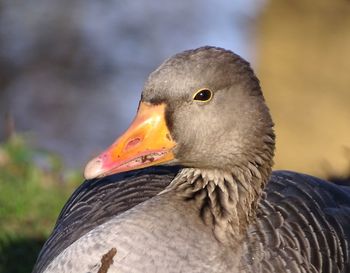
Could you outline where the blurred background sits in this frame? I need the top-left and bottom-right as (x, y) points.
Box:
(0, 0), (349, 272)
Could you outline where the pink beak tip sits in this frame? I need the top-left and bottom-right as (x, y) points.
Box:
(84, 157), (104, 180)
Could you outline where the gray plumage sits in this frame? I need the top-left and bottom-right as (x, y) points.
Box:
(33, 166), (179, 273)
(33, 46), (350, 273)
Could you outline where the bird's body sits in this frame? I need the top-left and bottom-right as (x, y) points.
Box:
(35, 169), (350, 273)
(43, 182), (232, 273)
(33, 47), (350, 273)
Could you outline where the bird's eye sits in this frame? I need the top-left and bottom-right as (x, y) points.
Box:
(193, 89), (213, 102)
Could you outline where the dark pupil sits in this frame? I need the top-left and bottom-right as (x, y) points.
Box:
(195, 90), (211, 101)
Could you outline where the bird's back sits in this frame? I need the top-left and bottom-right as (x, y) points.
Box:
(33, 169), (350, 273)
(243, 171), (350, 273)
(32, 166), (180, 273)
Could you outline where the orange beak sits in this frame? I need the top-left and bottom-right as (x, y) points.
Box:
(84, 102), (176, 179)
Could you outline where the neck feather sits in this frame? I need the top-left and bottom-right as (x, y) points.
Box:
(165, 158), (272, 246)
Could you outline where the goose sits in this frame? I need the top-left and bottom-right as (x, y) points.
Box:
(33, 46), (350, 273)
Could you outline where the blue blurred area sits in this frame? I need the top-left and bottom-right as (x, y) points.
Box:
(0, 0), (263, 167)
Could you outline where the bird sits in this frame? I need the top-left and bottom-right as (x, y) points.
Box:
(32, 46), (350, 273)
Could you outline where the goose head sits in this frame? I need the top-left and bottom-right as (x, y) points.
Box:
(84, 46), (275, 181)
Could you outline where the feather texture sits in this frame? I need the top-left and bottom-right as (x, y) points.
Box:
(33, 169), (350, 273)
(33, 166), (179, 273)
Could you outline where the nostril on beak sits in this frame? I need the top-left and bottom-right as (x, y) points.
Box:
(124, 137), (141, 151)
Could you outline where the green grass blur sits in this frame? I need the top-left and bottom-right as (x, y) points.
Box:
(0, 136), (82, 273)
